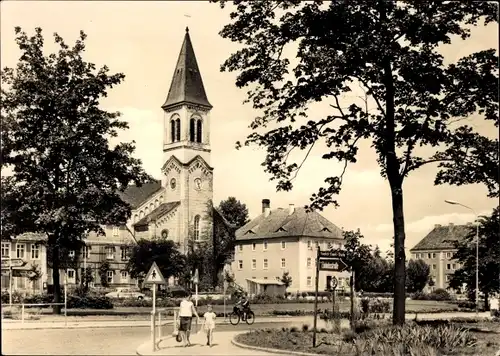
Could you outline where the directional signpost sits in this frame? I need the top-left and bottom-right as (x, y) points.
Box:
(313, 247), (349, 348)
(143, 262), (166, 352)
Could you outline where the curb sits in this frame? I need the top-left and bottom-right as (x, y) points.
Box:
(231, 333), (321, 356)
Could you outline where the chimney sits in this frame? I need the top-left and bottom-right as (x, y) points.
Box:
(434, 224), (442, 228)
(288, 204), (295, 215)
(264, 207), (271, 218)
(262, 199), (270, 213)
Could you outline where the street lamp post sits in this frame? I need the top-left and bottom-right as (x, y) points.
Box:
(444, 200), (479, 316)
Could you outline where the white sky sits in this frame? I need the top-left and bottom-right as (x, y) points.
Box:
(1, 1), (498, 255)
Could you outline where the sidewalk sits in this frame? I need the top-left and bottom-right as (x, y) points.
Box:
(136, 331), (277, 356)
(2, 311), (491, 331)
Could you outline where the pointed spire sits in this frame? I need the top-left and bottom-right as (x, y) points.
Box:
(162, 29), (212, 110)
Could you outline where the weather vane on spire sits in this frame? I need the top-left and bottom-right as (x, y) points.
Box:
(184, 14), (191, 32)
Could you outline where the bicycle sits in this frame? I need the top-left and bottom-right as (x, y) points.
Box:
(229, 305), (255, 325)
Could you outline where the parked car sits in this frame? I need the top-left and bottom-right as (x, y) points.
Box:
(105, 288), (148, 300)
(165, 285), (190, 298)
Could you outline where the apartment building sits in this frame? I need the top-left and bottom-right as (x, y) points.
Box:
(1, 233), (49, 295)
(410, 223), (472, 292)
(46, 225), (138, 289)
(231, 199), (350, 294)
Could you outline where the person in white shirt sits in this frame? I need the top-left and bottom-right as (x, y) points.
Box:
(201, 304), (217, 347)
(177, 293), (199, 347)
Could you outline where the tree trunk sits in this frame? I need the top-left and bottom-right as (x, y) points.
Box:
(484, 292), (489, 311)
(52, 244), (62, 315)
(390, 185), (407, 325)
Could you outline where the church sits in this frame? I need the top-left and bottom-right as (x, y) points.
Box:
(119, 27), (235, 257)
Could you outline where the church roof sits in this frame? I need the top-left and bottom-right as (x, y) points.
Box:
(119, 180), (162, 209)
(162, 27), (212, 110)
(236, 207), (343, 241)
(133, 201), (181, 228)
(410, 223), (472, 251)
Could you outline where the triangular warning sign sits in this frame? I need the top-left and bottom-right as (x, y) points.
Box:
(143, 262), (166, 285)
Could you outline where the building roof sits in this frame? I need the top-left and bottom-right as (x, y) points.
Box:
(236, 207), (343, 241)
(410, 223), (473, 251)
(162, 27), (212, 110)
(119, 180), (162, 209)
(86, 226), (136, 245)
(10, 232), (47, 243)
(246, 278), (285, 286)
(133, 202), (181, 228)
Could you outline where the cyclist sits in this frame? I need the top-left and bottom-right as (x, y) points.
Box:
(235, 293), (250, 320)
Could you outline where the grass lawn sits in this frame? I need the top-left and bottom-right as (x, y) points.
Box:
(235, 320), (500, 356)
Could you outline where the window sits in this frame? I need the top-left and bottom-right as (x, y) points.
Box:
(68, 250), (75, 258)
(252, 259), (256, 269)
(190, 118), (196, 142)
(196, 119), (203, 143)
(121, 247), (128, 260)
(171, 120), (176, 142)
(120, 271), (128, 282)
(17, 277), (26, 289)
(446, 264), (451, 270)
(276, 276), (280, 281)
(107, 270), (113, 284)
(307, 258), (312, 269)
(307, 240), (312, 250)
(176, 119), (181, 142)
(446, 252), (452, 258)
(194, 215), (201, 241)
(432, 264), (436, 270)
(452, 263), (456, 270)
(263, 277), (268, 280)
(327, 242), (333, 250)
(263, 241), (268, 251)
(281, 258), (286, 268)
(445, 275), (450, 282)
(31, 244), (40, 259)
(67, 269), (75, 283)
(238, 244), (243, 252)
(432, 253), (436, 258)
(307, 276), (312, 287)
(83, 246), (90, 259)
(427, 253), (431, 259)
(112, 226), (119, 236)
(281, 241), (286, 250)
(106, 247), (115, 260)
(238, 260), (243, 270)
(16, 244), (25, 259)
(263, 259), (268, 269)
(315, 241), (319, 248)
(1, 243), (10, 258)
(252, 243), (256, 251)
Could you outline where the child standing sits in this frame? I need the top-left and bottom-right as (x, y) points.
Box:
(201, 305), (216, 347)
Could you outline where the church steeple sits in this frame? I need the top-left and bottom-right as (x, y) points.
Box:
(162, 27), (212, 110)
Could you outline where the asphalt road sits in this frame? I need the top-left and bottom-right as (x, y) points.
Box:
(1, 322), (290, 355)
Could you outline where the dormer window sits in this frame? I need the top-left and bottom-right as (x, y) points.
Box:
(276, 227), (286, 232)
(322, 227), (331, 232)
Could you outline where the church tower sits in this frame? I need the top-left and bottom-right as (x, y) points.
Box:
(161, 27), (214, 253)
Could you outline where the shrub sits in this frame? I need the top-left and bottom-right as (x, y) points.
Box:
(458, 301), (476, 309)
(66, 295), (113, 309)
(362, 324), (477, 350)
(412, 289), (452, 301)
(370, 299), (391, 313)
(1, 290), (24, 304)
(24, 293), (54, 306)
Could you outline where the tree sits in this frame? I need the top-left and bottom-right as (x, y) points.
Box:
(280, 271), (293, 291)
(214, 1), (498, 324)
(127, 239), (186, 284)
(1, 28), (150, 313)
(406, 259), (430, 293)
(341, 229), (374, 291)
(217, 197), (250, 228)
(449, 206), (500, 308)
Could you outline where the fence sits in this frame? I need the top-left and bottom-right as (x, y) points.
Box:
(2, 303), (67, 324)
(150, 307), (177, 351)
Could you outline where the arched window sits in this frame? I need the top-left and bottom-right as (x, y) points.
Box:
(155, 199), (159, 208)
(150, 203), (154, 211)
(190, 118), (196, 142)
(160, 195), (164, 202)
(194, 215), (201, 241)
(139, 211), (144, 218)
(134, 214), (138, 223)
(170, 120), (176, 143)
(196, 120), (202, 143)
(145, 207), (149, 215)
(175, 118), (181, 141)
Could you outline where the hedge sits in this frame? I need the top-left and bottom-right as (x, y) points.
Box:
(411, 289), (453, 301)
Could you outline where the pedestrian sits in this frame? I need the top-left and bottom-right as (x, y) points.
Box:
(178, 292), (200, 347)
(201, 304), (217, 347)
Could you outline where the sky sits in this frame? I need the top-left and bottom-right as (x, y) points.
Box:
(1, 1), (498, 255)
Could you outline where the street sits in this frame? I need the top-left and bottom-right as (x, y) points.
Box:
(1, 322), (290, 355)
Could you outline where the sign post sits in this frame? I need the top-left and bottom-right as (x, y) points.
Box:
(312, 246), (320, 348)
(143, 262), (167, 351)
(193, 269), (199, 307)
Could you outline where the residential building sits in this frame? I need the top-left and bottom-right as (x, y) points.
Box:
(1, 233), (49, 295)
(410, 223), (472, 292)
(231, 199), (350, 294)
(46, 226), (138, 289)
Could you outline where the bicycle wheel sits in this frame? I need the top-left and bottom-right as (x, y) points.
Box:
(229, 312), (240, 325)
(245, 311), (255, 325)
